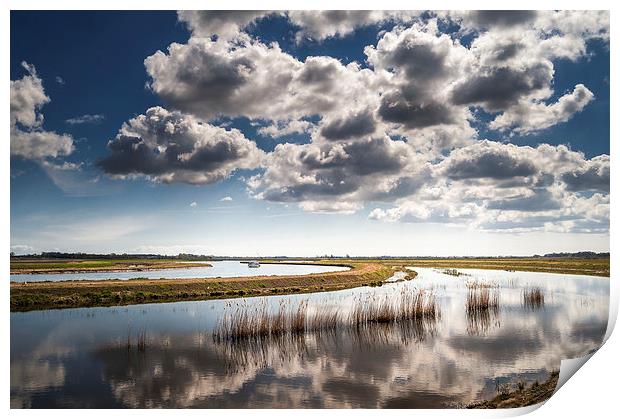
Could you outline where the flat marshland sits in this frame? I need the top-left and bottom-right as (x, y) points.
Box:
(9, 257), (608, 311)
(10, 262), (394, 311)
(391, 257), (609, 277)
(10, 258), (211, 274)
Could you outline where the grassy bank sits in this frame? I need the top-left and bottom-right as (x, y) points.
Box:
(468, 372), (559, 408)
(10, 262), (395, 312)
(360, 257), (609, 277)
(10, 258), (211, 274)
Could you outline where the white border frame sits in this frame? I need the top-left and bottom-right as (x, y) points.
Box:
(3, 1), (616, 418)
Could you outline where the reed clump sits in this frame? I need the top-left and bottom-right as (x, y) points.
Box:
(522, 287), (545, 310)
(466, 288), (500, 315)
(213, 300), (340, 342)
(465, 280), (499, 289)
(466, 286), (500, 335)
(351, 290), (439, 327)
(441, 268), (468, 277)
(213, 290), (440, 342)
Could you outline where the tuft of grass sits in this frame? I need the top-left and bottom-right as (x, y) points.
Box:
(351, 289), (438, 326)
(522, 287), (545, 310)
(466, 286), (500, 335)
(466, 288), (499, 314)
(441, 268), (468, 277)
(465, 280), (499, 289)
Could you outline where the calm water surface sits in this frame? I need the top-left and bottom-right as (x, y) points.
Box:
(10, 261), (350, 282)
(10, 268), (608, 408)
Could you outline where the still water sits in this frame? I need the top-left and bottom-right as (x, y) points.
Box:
(10, 268), (608, 408)
(10, 261), (350, 282)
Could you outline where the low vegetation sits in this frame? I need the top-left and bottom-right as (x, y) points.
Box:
(440, 268), (468, 277)
(522, 287), (545, 310)
(466, 286), (500, 335)
(390, 257), (609, 277)
(10, 258), (210, 274)
(468, 372), (559, 408)
(212, 290), (439, 342)
(351, 289), (438, 326)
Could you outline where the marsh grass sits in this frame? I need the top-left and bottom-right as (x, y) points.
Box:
(213, 289), (440, 343)
(351, 289), (439, 327)
(440, 268), (468, 277)
(465, 280), (499, 289)
(210, 289), (441, 371)
(522, 287), (545, 310)
(466, 286), (500, 335)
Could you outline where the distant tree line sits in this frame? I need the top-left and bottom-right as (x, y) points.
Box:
(10, 251), (609, 260)
(536, 251), (610, 259)
(10, 252), (216, 260)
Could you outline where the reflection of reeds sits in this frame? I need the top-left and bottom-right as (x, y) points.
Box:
(137, 329), (147, 352)
(124, 327), (147, 352)
(522, 287), (545, 310)
(213, 313), (438, 370)
(466, 287), (500, 335)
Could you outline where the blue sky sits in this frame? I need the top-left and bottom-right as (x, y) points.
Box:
(10, 11), (610, 256)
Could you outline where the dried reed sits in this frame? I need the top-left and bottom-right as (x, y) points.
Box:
(522, 287), (545, 310)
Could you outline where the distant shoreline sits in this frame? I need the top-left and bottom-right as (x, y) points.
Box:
(10, 260), (212, 275)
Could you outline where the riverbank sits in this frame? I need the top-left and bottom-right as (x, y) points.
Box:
(351, 257), (609, 277)
(468, 371), (559, 408)
(10, 262), (395, 311)
(10, 258), (211, 275)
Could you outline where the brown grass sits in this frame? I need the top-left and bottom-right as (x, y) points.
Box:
(351, 289), (439, 327)
(213, 289), (440, 342)
(394, 257), (609, 277)
(466, 280), (499, 289)
(466, 287), (500, 335)
(522, 287), (545, 310)
(441, 268), (468, 277)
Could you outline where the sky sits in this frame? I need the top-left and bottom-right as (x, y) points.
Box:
(10, 10), (610, 257)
